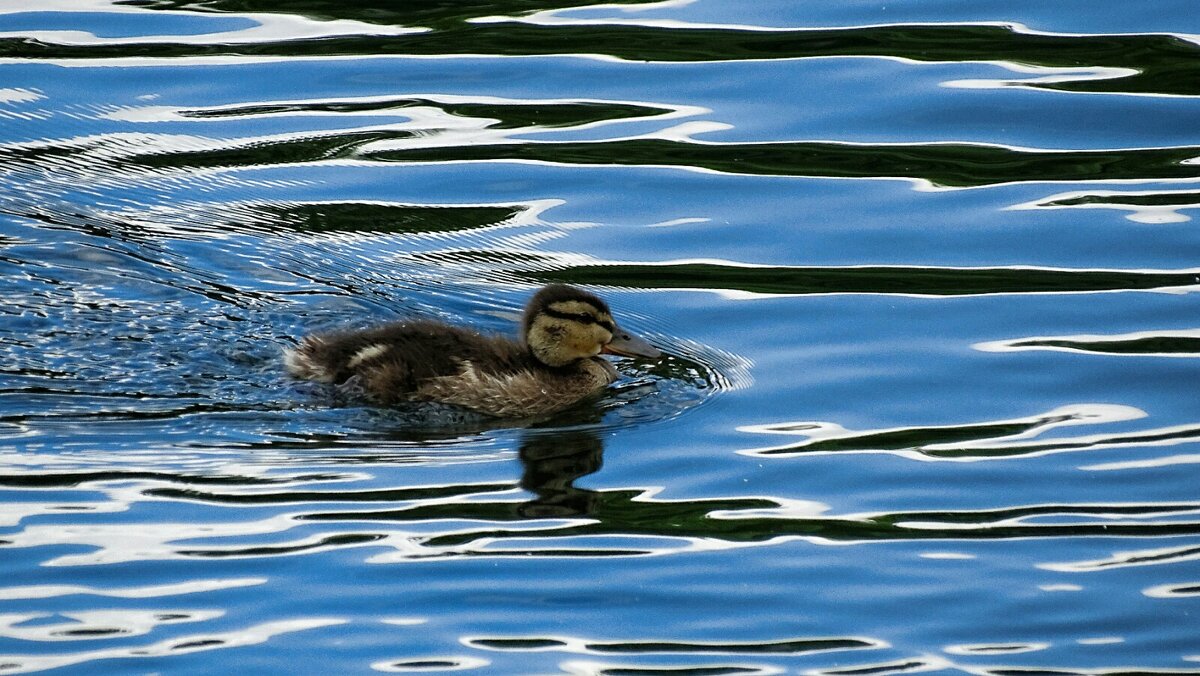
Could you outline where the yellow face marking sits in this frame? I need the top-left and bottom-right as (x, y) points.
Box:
(545, 301), (616, 335)
(528, 310), (614, 366)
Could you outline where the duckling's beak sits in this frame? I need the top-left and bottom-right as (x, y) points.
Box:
(602, 328), (662, 359)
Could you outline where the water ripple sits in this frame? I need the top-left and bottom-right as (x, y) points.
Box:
(0, 577), (266, 600)
(738, 404), (1153, 460)
(3, 2), (1200, 674)
(3, 18), (1200, 97)
(0, 618), (344, 674)
(976, 329), (1200, 357)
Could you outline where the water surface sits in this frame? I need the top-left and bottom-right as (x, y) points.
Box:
(2, 1), (1200, 673)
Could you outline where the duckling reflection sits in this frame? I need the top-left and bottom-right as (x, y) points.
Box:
(518, 428), (605, 518)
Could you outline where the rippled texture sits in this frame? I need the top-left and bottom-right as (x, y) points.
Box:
(2, 0), (1200, 674)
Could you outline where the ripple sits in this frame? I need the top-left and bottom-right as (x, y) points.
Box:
(366, 138), (1200, 188)
(0, 7), (421, 46)
(944, 643), (1049, 656)
(6, 465), (1192, 568)
(1143, 581), (1200, 598)
(174, 94), (684, 129)
(1, 184), (729, 438)
(0, 88), (44, 105)
(1012, 188), (1200, 224)
(6, 513), (303, 566)
(0, 618), (344, 674)
(976, 668), (1200, 676)
(1081, 454), (1200, 470)
(118, 0), (670, 32)
(1040, 543), (1200, 572)
(372, 656), (490, 672)
(143, 481), (514, 506)
(0, 470), (343, 488)
(976, 329), (1200, 357)
(807, 657), (948, 676)
(4, 19), (1200, 96)
(294, 482), (1200, 557)
(739, 404), (1150, 461)
(465, 634), (885, 655)
(0, 577), (265, 600)
(0, 225), (720, 449)
(529, 261), (1200, 297)
(110, 200), (536, 240)
(0, 609), (224, 642)
(566, 664), (782, 676)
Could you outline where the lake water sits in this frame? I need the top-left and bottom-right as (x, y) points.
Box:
(2, 1), (1200, 673)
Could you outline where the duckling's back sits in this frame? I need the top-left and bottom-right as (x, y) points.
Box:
(285, 320), (526, 390)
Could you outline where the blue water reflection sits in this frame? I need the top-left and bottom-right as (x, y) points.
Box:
(3, 0), (1200, 674)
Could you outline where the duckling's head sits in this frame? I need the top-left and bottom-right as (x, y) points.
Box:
(521, 284), (661, 368)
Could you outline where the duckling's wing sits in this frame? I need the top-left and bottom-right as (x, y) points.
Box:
(286, 320), (527, 402)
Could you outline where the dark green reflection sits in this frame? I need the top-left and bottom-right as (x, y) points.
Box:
(138, 426), (1200, 556)
(986, 670), (1200, 676)
(470, 634), (875, 654)
(1068, 545), (1200, 570)
(528, 262), (1200, 296)
(597, 667), (764, 675)
(256, 202), (524, 234)
(46, 113), (1200, 187)
(1041, 192), (1200, 208)
(590, 637), (875, 655)
(753, 415), (1074, 457)
(751, 420), (1200, 460)
(367, 139), (1200, 187)
(178, 533), (386, 557)
(146, 482), (513, 504)
(183, 97), (673, 129)
(471, 638), (568, 650)
(116, 0), (660, 30)
(1008, 336), (1200, 355)
(0, 470), (338, 488)
(8, 22), (1200, 95)
(813, 658), (936, 676)
(296, 487), (1200, 548)
(409, 250), (560, 267)
(287, 430), (1200, 545)
(943, 423), (1200, 459)
(388, 661), (470, 671)
(130, 129), (411, 169)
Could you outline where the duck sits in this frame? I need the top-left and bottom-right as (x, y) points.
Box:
(284, 284), (662, 418)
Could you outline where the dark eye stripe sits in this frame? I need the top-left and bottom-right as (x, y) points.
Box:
(598, 320), (615, 333)
(543, 308), (596, 324)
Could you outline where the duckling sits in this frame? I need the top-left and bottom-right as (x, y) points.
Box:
(285, 284), (662, 418)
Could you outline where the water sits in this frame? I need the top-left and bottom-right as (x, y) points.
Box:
(2, 1), (1199, 673)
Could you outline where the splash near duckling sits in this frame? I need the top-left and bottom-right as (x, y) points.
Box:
(285, 284), (662, 418)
